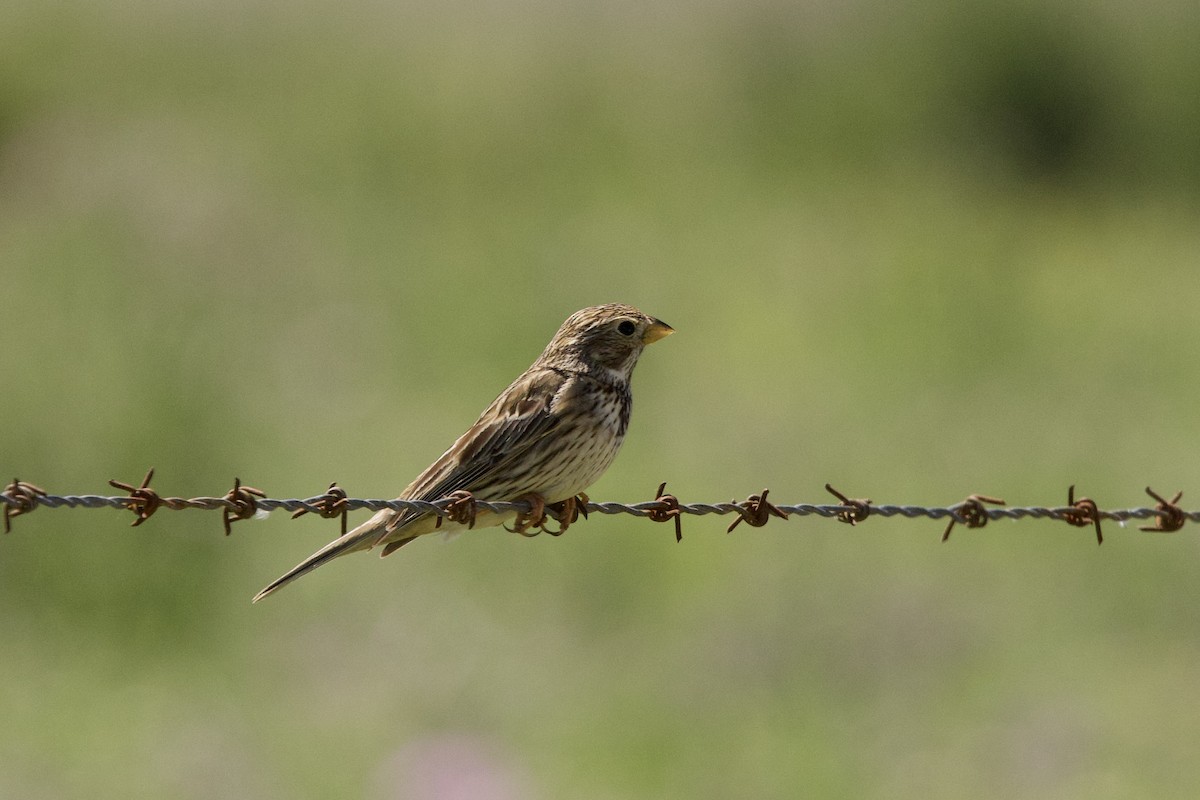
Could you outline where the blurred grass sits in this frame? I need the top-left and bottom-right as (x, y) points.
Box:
(3, 0), (1200, 797)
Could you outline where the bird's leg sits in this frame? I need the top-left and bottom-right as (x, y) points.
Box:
(508, 492), (548, 536)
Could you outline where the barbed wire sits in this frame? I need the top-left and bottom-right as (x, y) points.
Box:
(0, 472), (1193, 542)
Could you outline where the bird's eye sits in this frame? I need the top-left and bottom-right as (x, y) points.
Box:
(617, 320), (637, 336)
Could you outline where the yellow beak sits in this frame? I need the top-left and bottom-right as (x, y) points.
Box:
(642, 319), (674, 344)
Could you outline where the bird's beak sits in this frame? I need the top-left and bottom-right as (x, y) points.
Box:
(642, 319), (674, 344)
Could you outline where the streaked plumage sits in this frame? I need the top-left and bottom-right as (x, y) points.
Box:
(253, 303), (672, 602)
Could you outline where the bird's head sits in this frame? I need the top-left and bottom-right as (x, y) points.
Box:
(538, 303), (674, 380)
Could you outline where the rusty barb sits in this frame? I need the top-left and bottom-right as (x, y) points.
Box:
(825, 483), (871, 526)
(222, 477), (266, 536)
(727, 488), (788, 533)
(2, 479), (47, 533)
(942, 494), (1006, 542)
(1061, 485), (1103, 545)
(646, 482), (684, 542)
(291, 482), (350, 536)
(436, 489), (479, 530)
(1140, 486), (1186, 534)
(109, 468), (163, 527)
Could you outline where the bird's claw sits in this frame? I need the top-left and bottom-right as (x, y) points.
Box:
(507, 493), (548, 536)
(545, 492), (589, 536)
(508, 492), (589, 537)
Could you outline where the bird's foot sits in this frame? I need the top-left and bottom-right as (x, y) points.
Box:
(508, 492), (589, 537)
(545, 492), (589, 536)
(507, 493), (549, 537)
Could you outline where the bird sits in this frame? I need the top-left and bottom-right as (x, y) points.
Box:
(253, 303), (673, 602)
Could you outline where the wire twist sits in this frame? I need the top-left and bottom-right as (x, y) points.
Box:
(1, 475), (1197, 540)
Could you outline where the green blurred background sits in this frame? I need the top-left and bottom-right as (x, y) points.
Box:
(3, 0), (1200, 797)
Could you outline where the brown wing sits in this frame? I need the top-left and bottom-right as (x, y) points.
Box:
(380, 367), (566, 539)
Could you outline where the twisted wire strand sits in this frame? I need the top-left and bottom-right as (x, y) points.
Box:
(2, 491), (1197, 526)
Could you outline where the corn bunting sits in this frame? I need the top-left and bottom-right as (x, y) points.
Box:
(253, 303), (673, 601)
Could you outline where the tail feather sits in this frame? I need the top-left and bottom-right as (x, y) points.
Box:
(252, 512), (392, 603)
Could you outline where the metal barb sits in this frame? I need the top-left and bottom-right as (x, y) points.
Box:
(825, 483), (872, 526)
(108, 468), (162, 527)
(942, 494), (1006, 541)
(2, 479), (47, 533)
(291, 482), (350, 536)
(646, 482), (684, 542)
(221, 477), (266, 536)
(437, 489), (479, 530)
(1140, 486), (1185, 533)
(1061, 485), (1103, 545)
(727, 488), (788, 533)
